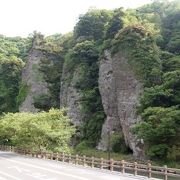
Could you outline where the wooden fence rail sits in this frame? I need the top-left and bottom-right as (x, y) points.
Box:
(0, 145), (179, 180)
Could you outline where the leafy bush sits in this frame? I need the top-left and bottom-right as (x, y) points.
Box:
(147, 144), (168, 159)
(0, 57), (24, 113)
(33, 94), (51, 111)
(167, 145), (180, 161)
(134, 106), (180, 160)
(0, 109), (75, 153)
(112, 133), (130, 153)
(75, 141), (92, 152)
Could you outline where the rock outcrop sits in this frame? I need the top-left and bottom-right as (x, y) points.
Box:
(19, 28), (158, 160)
(19, 36), (48, 112)
(60, 64), (83, 126)
(98, 50), (144, 158)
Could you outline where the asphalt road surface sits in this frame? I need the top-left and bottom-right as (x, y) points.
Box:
(0, 151), (159, 180)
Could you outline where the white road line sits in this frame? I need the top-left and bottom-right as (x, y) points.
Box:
(0, 171), (21, 180)
(1, 157), (89, 180)
(8, 166), (30, 173)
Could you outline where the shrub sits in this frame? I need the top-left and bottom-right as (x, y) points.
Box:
(0, 109), (75, 153)
(112, 133), (130, 153)
(147, 144), (168, 159)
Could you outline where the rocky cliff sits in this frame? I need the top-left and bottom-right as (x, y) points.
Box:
(97, 26), (160, 158)
(19, 34), (59, 112)
(60, 64), (84, 126)
(19, 27), (160, 160)
(98, 50), (144, 158)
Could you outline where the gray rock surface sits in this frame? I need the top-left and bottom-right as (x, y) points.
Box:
(19, 37), (49, 112)
(97, 50), (121, 151)
(60, 65), (83, 126)
(98, 50), (144, 158)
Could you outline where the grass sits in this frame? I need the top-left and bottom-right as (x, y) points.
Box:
(73, 147), (134, 161)
(72, 146), (180, 169)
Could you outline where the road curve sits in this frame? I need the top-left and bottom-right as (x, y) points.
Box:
(0, 151), (159, 180)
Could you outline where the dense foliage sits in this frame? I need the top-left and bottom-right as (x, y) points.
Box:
(0, 35), (32, 114)
(0, 109), (75, 152)
(132, 0), (180, 161)
(0, 0), (179, 163)
(0, 56), (24, 113)
(112, 25), (161, 87)
(38, 33), (74, 109)
(70, 40), (105, 145)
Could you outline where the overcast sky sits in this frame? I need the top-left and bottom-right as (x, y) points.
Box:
(0, 0), (152, 37)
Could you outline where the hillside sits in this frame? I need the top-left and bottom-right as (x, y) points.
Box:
(0, 0), (179, 164)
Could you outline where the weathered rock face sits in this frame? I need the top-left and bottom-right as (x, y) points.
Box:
(19, 36), (49, 112)
(97, 50), (121, 150)
(98, 50), (144, 158)
(60, 64), (83, 126)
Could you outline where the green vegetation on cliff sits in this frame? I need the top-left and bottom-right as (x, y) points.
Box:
(0, 35), (32, 114)
(16, 83), (29, 106)
(111, 25), (161, 87)
(0, 0), (179, 164)
(0, 57), (24, 113)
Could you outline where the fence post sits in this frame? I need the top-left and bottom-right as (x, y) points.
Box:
(75, 154), (79, 165)
(44, 152), (46, 159)
(40, 152), (43, 158)
(55, 152), (58, 161)
(50, 153), (53, 160)
(148, 162), (152, 178)
(68, 154), (71, 163)
(29, 150), (32, 156)
(62, 152), (65, 162)
(100, 158), (103, 170)
(83, 155), (86, 166)
(164, 165), (168, 180)
(134, 162), (137, 176)
(91, 157), (94, 168)
(110, 159), (114, 171)
(121, 160), (125, 173)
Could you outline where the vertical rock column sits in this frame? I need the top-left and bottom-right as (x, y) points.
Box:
(97, 50), (121, 151)
(60, 64), (84, 127)
(98, 50), (144, 158)
(19, 35), (49, 112)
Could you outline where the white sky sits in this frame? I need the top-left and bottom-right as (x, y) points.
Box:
(0, 0), (152, 37)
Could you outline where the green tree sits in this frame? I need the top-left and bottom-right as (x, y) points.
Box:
(105, 8), (124, 39)
(134, 107), (180, 160)
(0, 57), (24, 113)
(0, 109), (75, 152)
(74, 9), (111, 41)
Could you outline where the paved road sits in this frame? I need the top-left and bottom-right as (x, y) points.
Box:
(0, 151), (159, 180)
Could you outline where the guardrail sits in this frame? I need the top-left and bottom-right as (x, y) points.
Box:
(0, 145), (179, 180)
